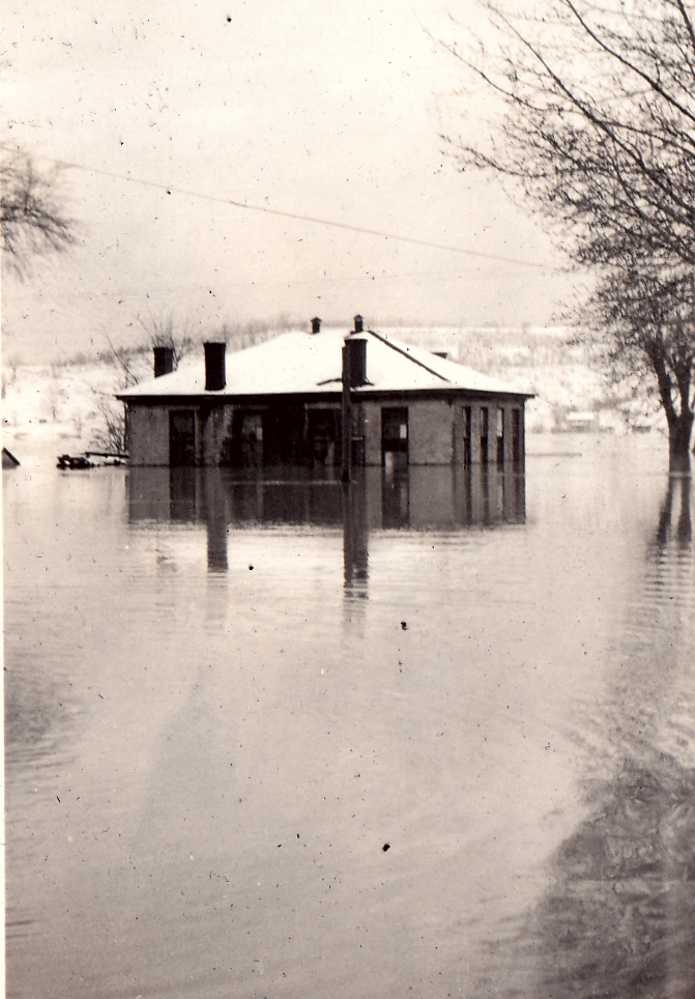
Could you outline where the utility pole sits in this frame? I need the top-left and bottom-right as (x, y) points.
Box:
(341, 342), (352, 483)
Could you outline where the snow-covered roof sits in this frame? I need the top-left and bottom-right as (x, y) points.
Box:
(118, 328), (531, 399)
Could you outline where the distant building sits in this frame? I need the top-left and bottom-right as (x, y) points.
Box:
(564, 410), (600, 433)
(561, 409), (617, 433)
(118, 317), (533, 468)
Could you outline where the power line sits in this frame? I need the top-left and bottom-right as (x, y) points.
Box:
(50, 156), (561, 272)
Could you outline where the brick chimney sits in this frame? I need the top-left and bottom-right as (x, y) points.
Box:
(345, 332), (368, 387)
(310, 316), (322, 334)
(204, 341), (226, 391)
(153, 345), (175, 378)
(353, 314), (364, 334)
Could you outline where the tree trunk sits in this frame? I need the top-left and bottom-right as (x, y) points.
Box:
(652, 353), (693, 473)
(668, 409), (693, 473)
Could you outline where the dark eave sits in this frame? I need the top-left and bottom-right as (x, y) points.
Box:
(117, 386), (534, 405)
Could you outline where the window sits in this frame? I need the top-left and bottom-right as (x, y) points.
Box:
(461, 405), (471, 466)
(382, 408), (408, 441)
(381, 407), (409, 470)
(307, 408), (341, 465)
(480, 406), (489, 465)
(241, 412), (263, 442)
(512, 409), (521, 463)
(228, 409), (266, 466)
(496, 407), (505, 465)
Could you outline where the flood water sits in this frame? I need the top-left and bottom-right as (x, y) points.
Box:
(4, 436), (695, 999)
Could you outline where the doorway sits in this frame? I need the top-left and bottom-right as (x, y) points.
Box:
(382, 407), (409, 470)
(496, 407), (505, 466)
(461, 405), (472, 467)
(480, 406), (489, 465)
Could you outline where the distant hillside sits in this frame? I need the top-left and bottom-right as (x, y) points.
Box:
(1, 324), (660, 448)
(378, 325), (658, 433)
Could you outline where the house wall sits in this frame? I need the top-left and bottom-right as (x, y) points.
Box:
(362, 401), (382, 465)
(127, 402), (235, 466)
(362, 397), (461, 466)
(128, 404), (170, 465)
(453, 404), (474, 464)
(451, 400), (526, 467)
(408, 399), (455, 465)
(126, 396), (527, 467)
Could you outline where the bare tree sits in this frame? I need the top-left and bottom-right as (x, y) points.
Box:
(443, 0), (695, 468)
(136, 309), (194, 366)
(91, 392), (129, 455)
(90, 336), (146, 455)
(1, 150), (75, 275)
(92, 314), (192, 455)
(584, 264), (694, 460)
(101, 335), (141, 389)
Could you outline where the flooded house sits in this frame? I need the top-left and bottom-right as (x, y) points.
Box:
(118, 317), (532, 468)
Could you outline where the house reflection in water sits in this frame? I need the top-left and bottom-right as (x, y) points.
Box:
(127, 465), (526, 586)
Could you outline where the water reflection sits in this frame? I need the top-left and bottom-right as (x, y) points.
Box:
(381, 465), (526, 529)
(4, 665), (82, 774)
(475, 475), (695, 999)
(656, 474), (692, 549)
(127, 465), (526, 590)
(342, 479), (369, 594)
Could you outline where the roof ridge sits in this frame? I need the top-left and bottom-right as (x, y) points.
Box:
(367, 329), (450, 384)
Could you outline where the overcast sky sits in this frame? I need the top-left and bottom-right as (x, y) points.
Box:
(4, 0), (573, 362)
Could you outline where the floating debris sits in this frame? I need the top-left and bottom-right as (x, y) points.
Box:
(57, 451), (128, 470)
